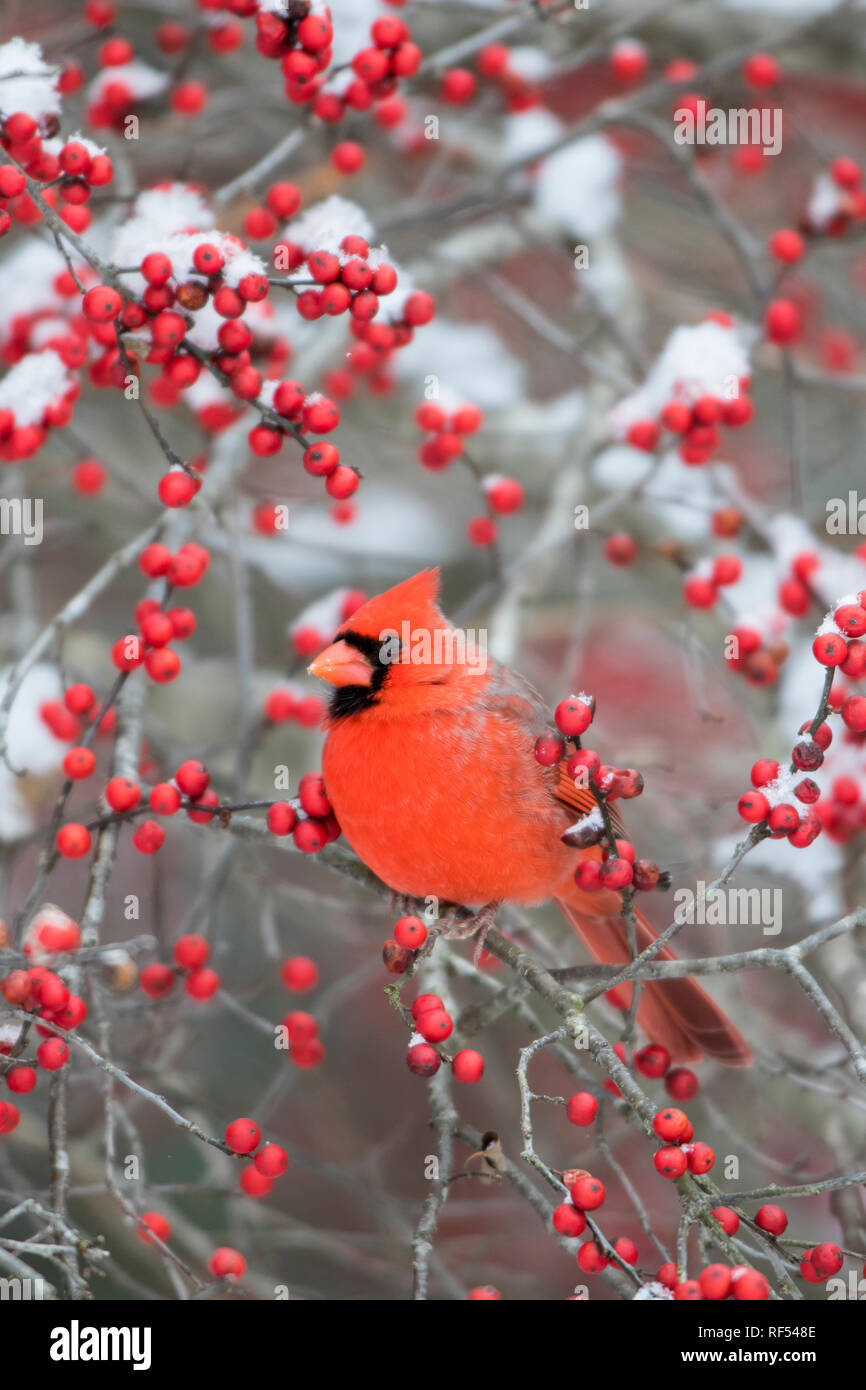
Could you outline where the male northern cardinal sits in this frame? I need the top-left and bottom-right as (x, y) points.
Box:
(309, 569), (751, 1064)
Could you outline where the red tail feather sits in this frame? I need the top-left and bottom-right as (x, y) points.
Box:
(555, 892), (752, 1066)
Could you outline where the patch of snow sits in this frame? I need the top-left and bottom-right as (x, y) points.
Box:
(284, 196), (375, 257)
(0, 38), (60, 122)
(534, 134), (623, 240)
(0, 349), (72, 426)
(394, 317), (525, 409)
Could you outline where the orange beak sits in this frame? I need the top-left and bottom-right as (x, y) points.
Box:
(307, 639), (373, 688)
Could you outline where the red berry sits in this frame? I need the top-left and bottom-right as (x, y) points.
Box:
(225, 1117), (260, 1155)
(738, 790), (769, 823)
(755, 1204), (787, 1236)
(570, 1175), (605, 1211)
(768, 228), (804, 263)
(743, 53), (779, 88)
(553, 1202), (586, 1237)
(393, 915), (427, 950)
(209, 1247), (246, 1280)
(332, 141), (365, 175)
(712, 1206), (739, 1236)
(653, 1146), (688, 1178)
(267, 802), (298, 836)
(139, 1212), (170, 1245)
(452, 1049), (484, 1084)
(253, 1142), (288, 1177)
(240, 1165), (272, 1198)
(732, 1267), (770, 1300)
(173, 934), (209, 969)
(831, 156), (862, 190)
(0, 1100), (20, 1134)
(686, 1141), (715, 1174)
(37, 1038), (69, 1071)
(63, 746), (96, 780)
(610, 39), (649, 84)
(132, 821), (165, 854)
(175, 760), (209, 799)
(810, 1241), (843, 1277)
(407, 1042), (440, 1077)
(699, 1264), (732, 1300)
(665, 1067), (698, 1101)
(7, 1065), (37, 1094)
(56, 823), (91, 858)
(150, 783), (181, 815)
(604, 532), (638, 566)
(105, 776), (141, 813)
(404, 291), (435, 326)
(293, 819), (327, 853)
(765, 298), (801, 345)
(684, 575), (717, 609)
(416, 1008), (452, 1043)
(554, 696), (593, 737)
(842, 695), (866, 731)
(751, 758), (780, 788)
(441, 69), (476, 104)
(140, 963), (174, 998)
(185, 966), (219, 1000)
(411, 995), (443, 1021)
(577, 1240), (608, 1273)
(813, 632), (848, 666)
(653, 1107), (689, 1142)
(635, 1044), (671, 1079)
(280, 956), (317, 993)
(83, 285), (122, 322)
(534, 734), (564, 766)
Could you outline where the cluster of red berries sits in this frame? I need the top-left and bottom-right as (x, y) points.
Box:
(650, 1105), (715, 1180)
(553, 1170), (642, 1274)
(141, 933), (220, 1003)
(625, 350), (754, 475)
(533, 694), (664, 894)
(288, 236), (400, 328)
(658, 1257), (769, 1302)
(225, 1115), (290, 1199)
(405, 993), (484, 1084)
(737, 753), (823, 848)
(0, 957), (89, 1132)
(267, 771), (341, 854)
(314, 15), (421, 124)
(0, 113), (114, 242)
(57, 730), (337, 861)
(413, 399), (524, 547)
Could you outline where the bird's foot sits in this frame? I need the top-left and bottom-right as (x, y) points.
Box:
(437, 900), (500, 968)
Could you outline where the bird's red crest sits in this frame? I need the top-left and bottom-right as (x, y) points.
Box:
(337, 568), (445, 642)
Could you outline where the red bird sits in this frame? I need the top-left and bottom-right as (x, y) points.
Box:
(309, 569), (751, 1065)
